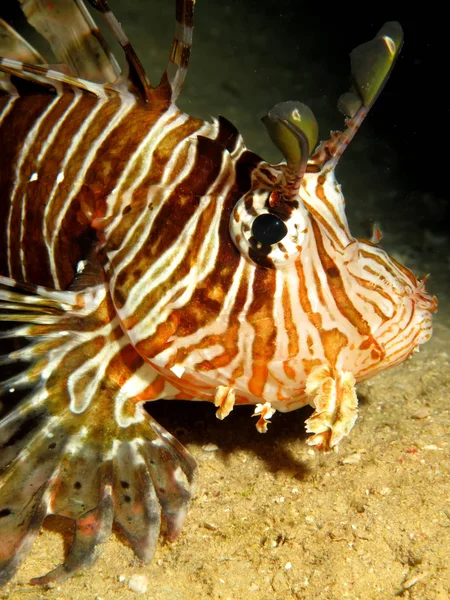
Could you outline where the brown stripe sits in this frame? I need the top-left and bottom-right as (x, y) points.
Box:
(105, 344), (144, 389)
(315, 174), (345, 230)
(173, 213), (248, 369)
(176, 0), (195, 28)
(216, 116), (240, 153)
(356, 292), (390, 321)
(302, 200), (344, 249)
(170, 41), (191, 69)
(360, 248), (415, 287)
(361, 265), (399, 304)
(235, 149), (262, 191)
(86, 0), (109, 15)
(21, 93), (100, 287)
(47, 96), (125, 286)
(105, 115), (202, 255)
(321, 327), (348, 370)
(311, 220), (371, 337)
(247, 266), (276, 397)
(282, 279), (299, 359)
(17, 92), (77, 285)
(113, 134), (224, 310)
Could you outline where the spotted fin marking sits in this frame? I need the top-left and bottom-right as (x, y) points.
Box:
(0, 275), (196, 585)
(19, 0), (121, 83)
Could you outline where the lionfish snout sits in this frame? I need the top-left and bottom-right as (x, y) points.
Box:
(409, 278), (437, 346)
(410, 277), (438, 312)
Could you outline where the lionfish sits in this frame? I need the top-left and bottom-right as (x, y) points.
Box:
(0, 0), (437, 587)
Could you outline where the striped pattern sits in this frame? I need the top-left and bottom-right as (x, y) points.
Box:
(0, 0), (437, 587)
(108, 156), (436, 418)
(0, 3), (437, 445)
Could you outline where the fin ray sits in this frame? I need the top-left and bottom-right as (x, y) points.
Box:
(0, 18), (45, 64)
(0, 57), (114, 98)
(19, 0), (121, 83)
(0, 276), (197, 584)
(165, 0), (195, 101)
(86, 0), (152, 101)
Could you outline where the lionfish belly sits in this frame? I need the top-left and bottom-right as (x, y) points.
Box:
(0, 0), (437, 586)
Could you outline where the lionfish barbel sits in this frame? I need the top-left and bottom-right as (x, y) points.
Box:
(0, 0), (437, 586)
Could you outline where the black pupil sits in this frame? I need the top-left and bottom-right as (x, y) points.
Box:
(251, 213), (288, 245)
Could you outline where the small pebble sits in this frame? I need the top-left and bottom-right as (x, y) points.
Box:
(402, 571), (429, 589)
(201, 521), (218, 530)
(412, 407), (431, 419)
(342, 453), (361, 465)
(202, 443), (219, 452)
(128, 574), (149, 594)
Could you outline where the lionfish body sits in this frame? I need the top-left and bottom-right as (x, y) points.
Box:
(0, 0), (437, 586)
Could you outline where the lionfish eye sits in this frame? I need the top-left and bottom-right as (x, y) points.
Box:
(230, 189), (307, 269)
(251, 214), (288, 245)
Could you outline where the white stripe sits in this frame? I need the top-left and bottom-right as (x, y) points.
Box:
(6, 94), (61, 277)
(47, 95), (136, 285)
(108, 118), (218, 298)
(113, 362), (178, 427)
(126, 128), (234, 341)
(224, 266), (256, 393)
(104, 105), (187, 232)
(0, 94), (19, 125)
(0, 58), (63, 94)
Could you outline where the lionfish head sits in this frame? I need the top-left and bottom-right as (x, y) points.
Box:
(229, 22), (437, 382)
(106, 21), (435, 413)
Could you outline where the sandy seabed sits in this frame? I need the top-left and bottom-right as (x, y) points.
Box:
(3, 328), (449, 599)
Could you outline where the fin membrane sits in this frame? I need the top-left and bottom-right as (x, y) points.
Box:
(0, 276), (196, 585)
(19, 0), (121, 83)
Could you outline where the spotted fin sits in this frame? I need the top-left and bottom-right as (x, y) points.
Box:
(0, 275), (196, 585)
